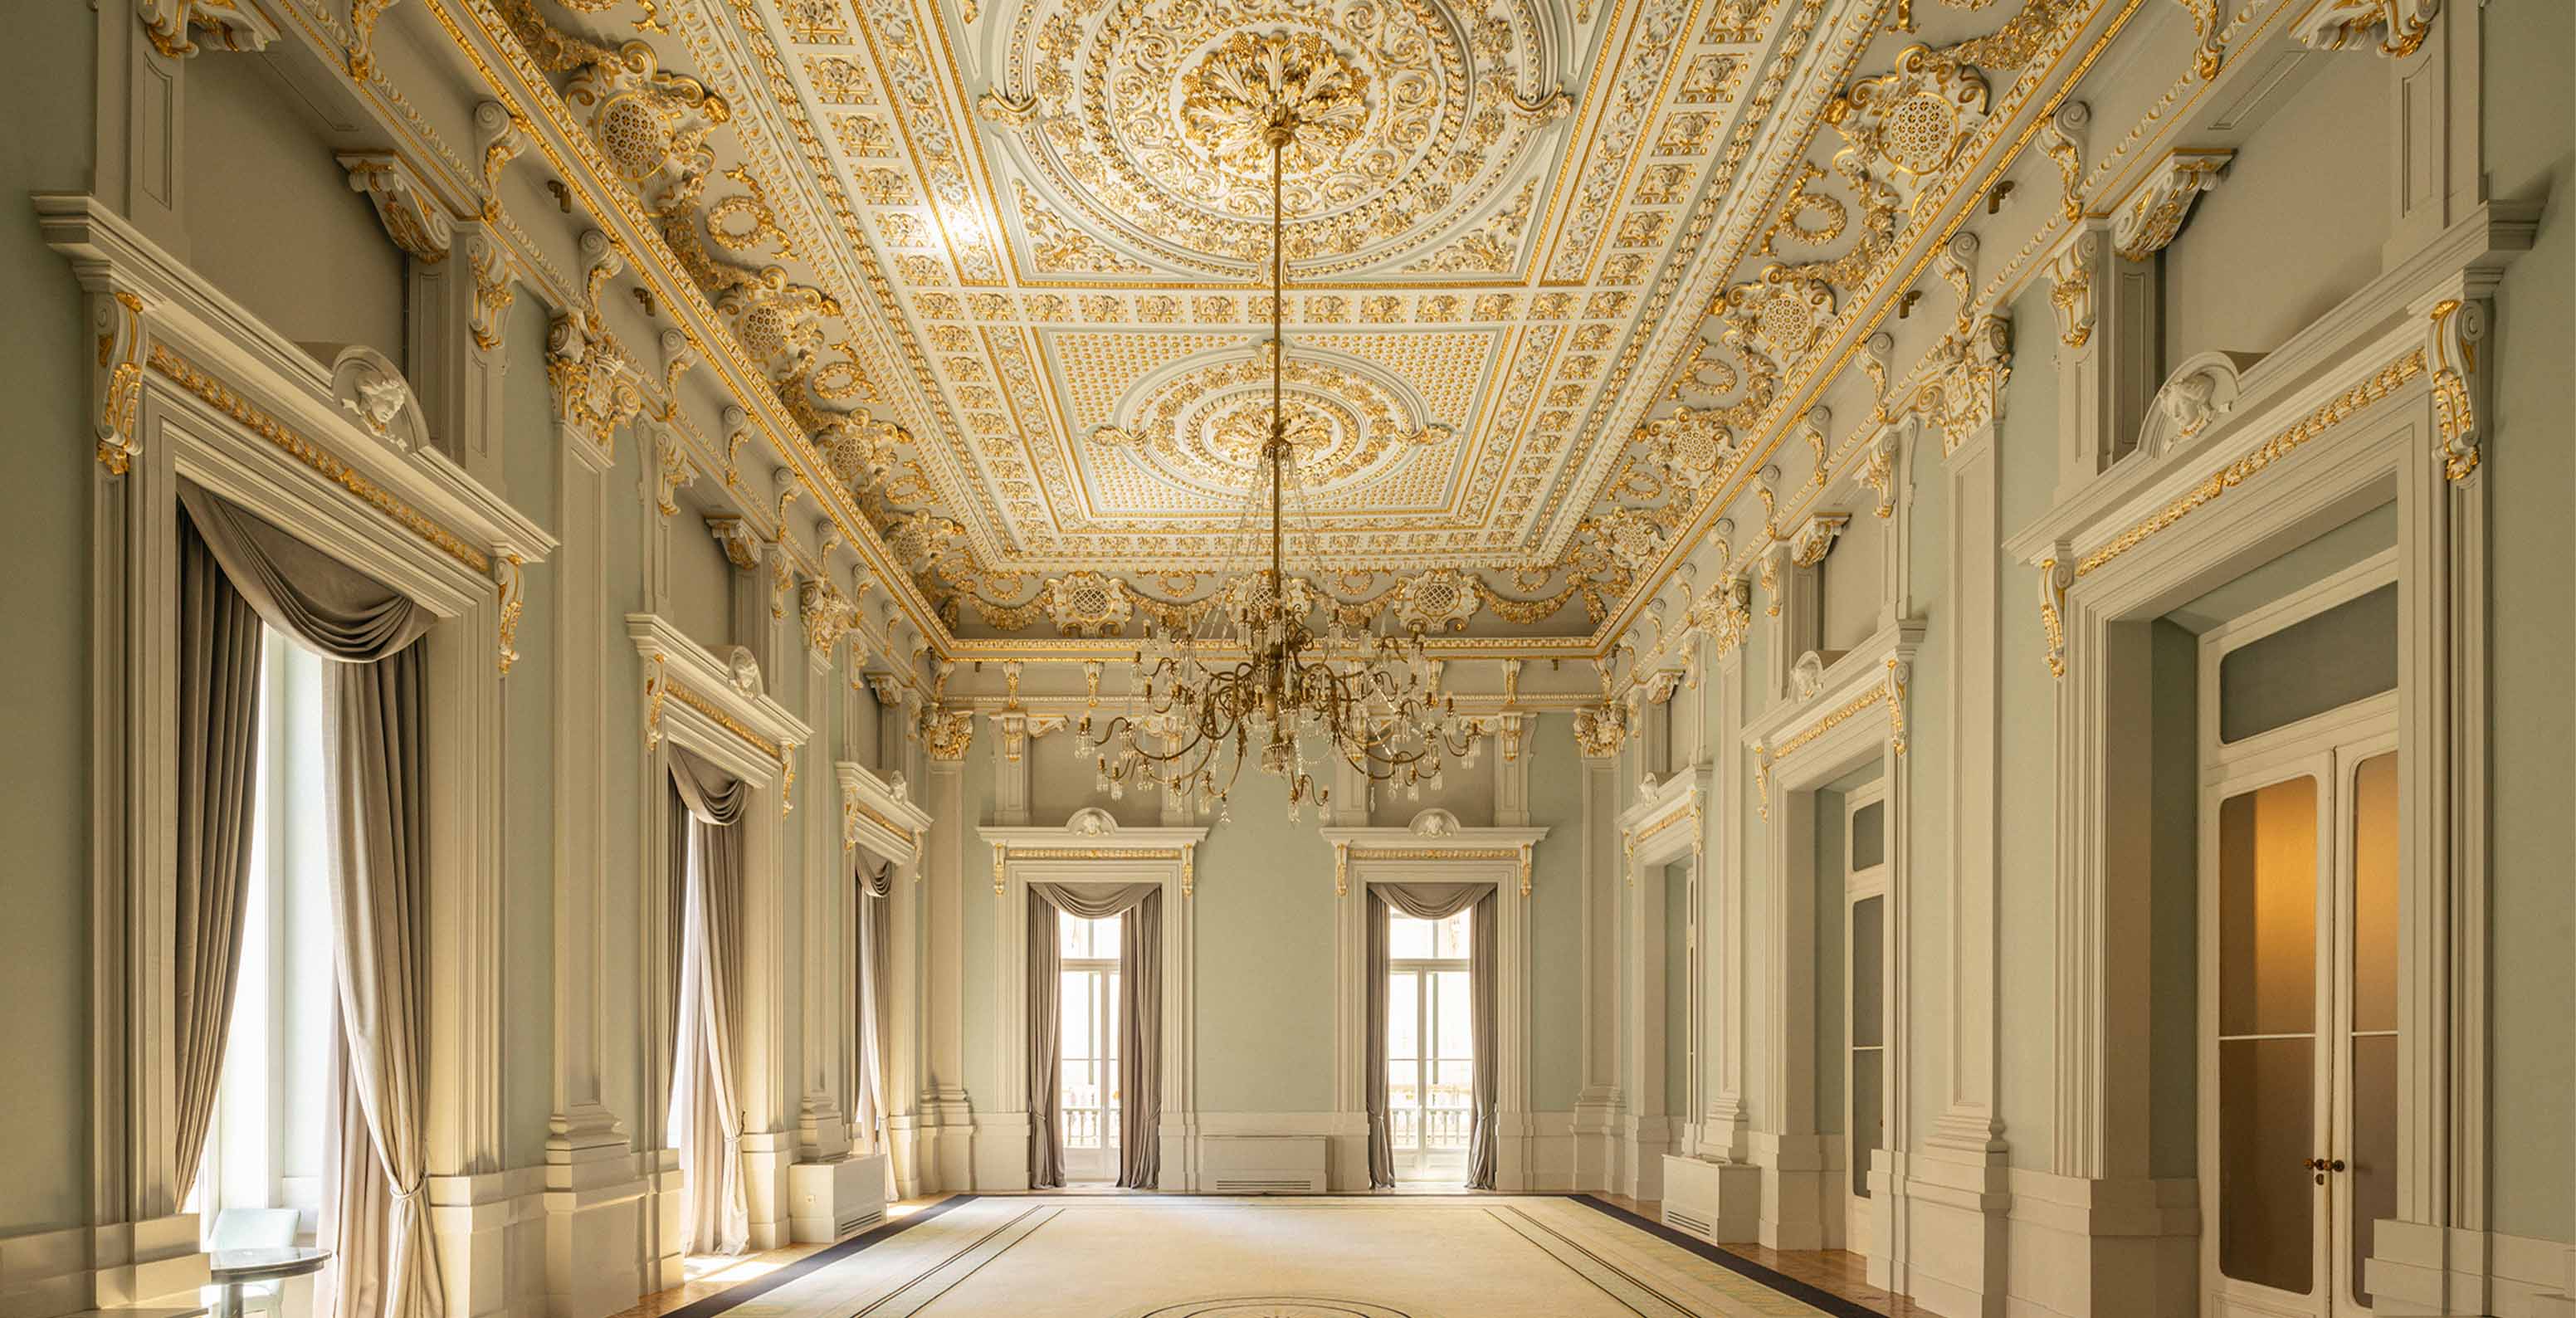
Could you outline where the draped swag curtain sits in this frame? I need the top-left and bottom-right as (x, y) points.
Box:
(1365, 883), (1500, 1190)
(853, 861), (895, 1169)
(176, 484), (441, 1318)
(669, 749), (752, 1256)
(1025, 882), (1163, 1190)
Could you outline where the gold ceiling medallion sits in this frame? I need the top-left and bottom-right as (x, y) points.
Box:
(1178, 32), (1372, 182)
(1073, 79), (1477, 822)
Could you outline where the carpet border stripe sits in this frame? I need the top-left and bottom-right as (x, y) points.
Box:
(1564, 1195), (1889, 1318)
(663, 1194), (979, 1318)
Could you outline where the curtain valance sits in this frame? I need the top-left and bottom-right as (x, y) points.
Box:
(179, 483), (432, 662)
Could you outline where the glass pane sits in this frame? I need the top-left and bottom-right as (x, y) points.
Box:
(2218, 777), (2319, 1038)
(1059, 910), (1085, 958)
(2350, 1032), (2397, 1307)
(1061, 971), (1091, 1058)
(2351, 753), (2399, 1034)
(1092, 915), (1121, 961)
(1435, 971), (1474, 1061)
(1388, 914), (1433, 960)
(2218, 584), (2397, 742)
(1851, 896), (1884, 1049)
(1850, 800), (1886, 871)
(2218, 1037), (2315, 1294)
(1105, 972), (1120, 1067)
(1387, 974), (1419, 1061)
(1434, 909), (1472, 959)
(1850, 1047), (1881, 1199)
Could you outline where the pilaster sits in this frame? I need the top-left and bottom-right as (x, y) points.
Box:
(923, 719), (973, 1190)
(1572, 736), (1624, 1193)
(2043, 222), (2159, 503)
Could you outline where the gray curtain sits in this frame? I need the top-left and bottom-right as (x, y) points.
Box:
(314, 1001), (386, 1318)
(324, 646), (438, 1316)
(1366, 882), (1497, 1190)
(172, 513), (265, 1207)
(854, 860), (893, 1168)
(1116, 891), (1164, 1189)
(1026, 889), (1063, 1189)
(664, 780), (690, 1127)
(180, 484), (440, 1317)
(1026, 882), (1159, 1190)
(670, 749), (750, 1255)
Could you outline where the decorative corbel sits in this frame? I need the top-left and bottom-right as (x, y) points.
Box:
(656, 329), (696, 421)
(769, 539), (796, 622)
(1181, 843), (1196, 899)
(90, 289), (150, 477)
(2037, 547), (2073, 679)
(472, 101), (528, 219)
(1864, 330), (1896, 407)
(578, 229), (622, 330)
(2039, 100), (2090, 222)
(138, 0), (278, 58)
(1800, 405), (1832, 487)
(1758, 539), (1786, 618)
(493, 554), (525, 675)
(722, 406), (754, 490)
(643, 655), (670, 750)
(778, 743), (797, 816)
(465, 232), (514, 353)
(1859, 427), (1901, 518)
(339, 153), (455, 263)
(705, 515), (763, 571)
(2426, 296), (2486, 482)
(992, 842), (1007, 896)
(1788, 515), (1845, 569)
(2110, 149), (2231, 261)
(653, 428), (695, 515)
(1333, 840), (1350, 897)
(1885, 657), (1910, 756)
(347, 0), (397, 79)
(1935, 232), (1979, 329)
(1515, 841), (1533, 898)
(2044, 229), (2101, 350)
(2176, 0), (2224, 78)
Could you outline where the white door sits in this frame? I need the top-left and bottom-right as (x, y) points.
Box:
(1058, 913), (1120, 1183)
(1842, 788), (1888, 1258)
(2200, 713), (2398, 1318)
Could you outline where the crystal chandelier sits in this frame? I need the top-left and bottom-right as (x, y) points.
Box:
(1076, 41), (1479, 822)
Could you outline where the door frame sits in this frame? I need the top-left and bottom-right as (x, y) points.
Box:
(2194, 554), (2402, 1318)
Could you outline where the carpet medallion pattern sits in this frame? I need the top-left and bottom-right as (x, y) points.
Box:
(667, 1196), (1873, 1318)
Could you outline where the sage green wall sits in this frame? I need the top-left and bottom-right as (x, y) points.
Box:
(2162, 51), (2389, 361)
(500, 294), (561, 1171)
(1193, 766), (1339, 1112)
(0, 4), (99, 1239)
(666, 510), (733, 657)
(2481, 0), (2574, 1246)
(182, 54), (405, 362)
(1993, 280), (2061, 1169)
(1525, 715), (1587, 1113)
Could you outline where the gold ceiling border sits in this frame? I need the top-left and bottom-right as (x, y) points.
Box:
(1601, 0), (2149, 663)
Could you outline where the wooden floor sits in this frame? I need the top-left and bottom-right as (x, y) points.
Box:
(612, 1192), (1915, 1318)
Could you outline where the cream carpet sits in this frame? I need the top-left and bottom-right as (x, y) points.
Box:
(682, 1196), (1860, 1318)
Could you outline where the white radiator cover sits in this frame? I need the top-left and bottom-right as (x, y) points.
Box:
(788, 1152), (891, 1242)
(1199, 1135), (1327, 1194)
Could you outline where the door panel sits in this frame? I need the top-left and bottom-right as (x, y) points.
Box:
(2213, 774), (2322, 1301)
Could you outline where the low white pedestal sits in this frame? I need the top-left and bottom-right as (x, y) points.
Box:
(1200, 1135), (1327, 1194)
(1661, 1154), (1762, 1242)
(787, 1153), (890, 1243)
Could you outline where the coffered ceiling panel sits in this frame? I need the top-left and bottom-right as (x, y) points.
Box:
(491, 0), (2103, 646)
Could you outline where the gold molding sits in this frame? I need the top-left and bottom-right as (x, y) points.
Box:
(147, 344), (493, 574)
(1754, 659), (1909, 818)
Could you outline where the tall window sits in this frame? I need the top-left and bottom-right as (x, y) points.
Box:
(1387, 909), (1474, 1179)
(1059, 913), (1121, 1180)
(195, 632), (336, 1275)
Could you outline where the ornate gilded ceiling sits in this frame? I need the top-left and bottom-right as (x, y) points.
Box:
(494, 0), (2102, 645)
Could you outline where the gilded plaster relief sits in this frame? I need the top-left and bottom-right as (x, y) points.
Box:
(480, 0), (2106, 644)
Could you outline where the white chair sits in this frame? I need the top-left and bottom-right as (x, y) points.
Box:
(208, 1208), (300, 1318)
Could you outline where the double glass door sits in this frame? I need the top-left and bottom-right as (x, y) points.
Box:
(2203, 724), (2398, 1318)
(1388, 909), (1475, 1181)
(1842, 789), (1887, 1257)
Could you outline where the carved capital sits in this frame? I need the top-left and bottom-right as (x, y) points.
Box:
(1788, 514), (1847, 569)
(138, 0), (276, 57)
(545, 315), (640, 463)
(653, 428), (695, 516)
(2294, 0), (2439, 56)
(339, 153), (455, 262)
(2110, 149), (2230, 261)
(921, 709), (974, 760)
